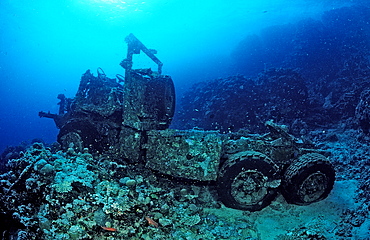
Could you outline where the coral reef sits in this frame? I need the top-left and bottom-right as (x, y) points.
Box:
(174, 69), (315, 133)
(174, 5), (370, 135)
(0, 143), (252, 239)
(2, 4), (370, 240)
(2, 130), (368, 239)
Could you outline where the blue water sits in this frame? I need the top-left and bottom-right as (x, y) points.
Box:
(0, 0), (365, 152)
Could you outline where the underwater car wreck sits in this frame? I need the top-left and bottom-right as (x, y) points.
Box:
(39, 33), (335, 212)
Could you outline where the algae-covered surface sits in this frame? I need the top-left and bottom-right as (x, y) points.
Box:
(1, 128), (369, 239)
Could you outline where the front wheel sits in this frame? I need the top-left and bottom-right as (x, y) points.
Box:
(57, 120), (101, 152)
(281, 153), (335, 205)
(58, 131), (84, 152)
(217, 151), (281, 211)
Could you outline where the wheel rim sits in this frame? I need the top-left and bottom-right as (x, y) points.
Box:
(298, 171), (328, 203)
(231, 170), (269, 205)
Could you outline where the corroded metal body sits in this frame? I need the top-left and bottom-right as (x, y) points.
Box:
(39, 34), (335, 211)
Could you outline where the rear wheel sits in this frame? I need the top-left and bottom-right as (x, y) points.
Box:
(281, 153), (335, 205)
(217, 151), (281, 211)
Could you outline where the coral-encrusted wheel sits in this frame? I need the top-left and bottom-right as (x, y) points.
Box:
(281, 153), (335, 205)
(58, 132), (84, 152)
(57, 120), (101, 152)
(217, 151), (281, 211)
(145, 75), (176, 130)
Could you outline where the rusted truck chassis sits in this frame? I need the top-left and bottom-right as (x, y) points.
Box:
(39, 34), (335, 211)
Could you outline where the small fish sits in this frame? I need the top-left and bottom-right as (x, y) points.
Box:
(101, 226), (117, 231)
(145, 216), (159, 228)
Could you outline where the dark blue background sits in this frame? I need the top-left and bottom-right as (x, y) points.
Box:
(0, 0), (365, 152)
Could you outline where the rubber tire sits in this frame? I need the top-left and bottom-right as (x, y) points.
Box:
(57, 120), (101, 152)
(281, 153), (335, 205)
(217, 151), (280, 211)
(58, 132), (84, 152)
(145, 76), (176, 129)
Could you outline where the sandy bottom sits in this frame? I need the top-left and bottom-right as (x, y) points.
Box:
(205, 180), (366, 239)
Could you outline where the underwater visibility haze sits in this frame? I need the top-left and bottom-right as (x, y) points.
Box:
(1, 0), (370, 239)
(0, 0), (361, 151)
